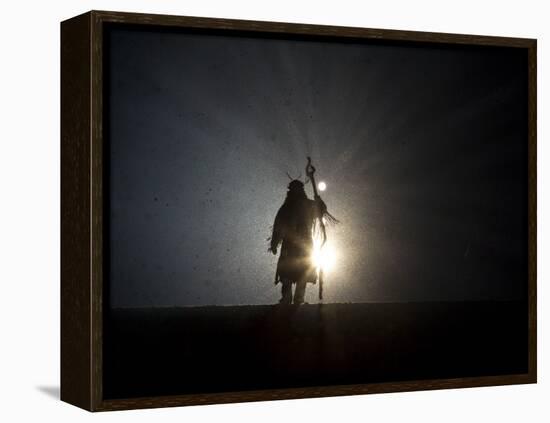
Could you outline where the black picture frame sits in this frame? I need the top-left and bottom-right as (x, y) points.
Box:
(61, 10), (536, 411)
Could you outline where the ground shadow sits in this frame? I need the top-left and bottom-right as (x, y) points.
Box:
(36, 385), (59, 400)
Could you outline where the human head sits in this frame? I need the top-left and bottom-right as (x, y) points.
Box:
(288, 179), (305, 192)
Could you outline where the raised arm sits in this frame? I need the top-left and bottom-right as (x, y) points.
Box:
(306, 156), (339, 225)
(313, 195), (327, 220)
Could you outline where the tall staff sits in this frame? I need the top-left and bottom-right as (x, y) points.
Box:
(306, 157), (326, 300)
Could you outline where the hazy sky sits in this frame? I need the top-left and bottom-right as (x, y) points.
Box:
(106, 25), (527, 307)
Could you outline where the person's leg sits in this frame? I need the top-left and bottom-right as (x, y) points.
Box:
(293, 280), (307, 305)
(279, 280), (292, 304)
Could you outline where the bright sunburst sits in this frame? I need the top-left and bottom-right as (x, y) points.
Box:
(312, 237), (336, 273)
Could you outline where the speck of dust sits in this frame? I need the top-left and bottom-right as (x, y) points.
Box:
(318, 181), (327, 191)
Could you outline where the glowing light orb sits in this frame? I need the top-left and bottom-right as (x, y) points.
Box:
(318, 181), (327, 191)
(312, 238), (336, 273)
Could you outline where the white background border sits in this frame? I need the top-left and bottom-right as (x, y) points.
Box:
(0, 0), (545, 421)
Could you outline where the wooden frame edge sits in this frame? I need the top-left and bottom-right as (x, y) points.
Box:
(526, 39), (537, 383)
(88, 10), (535, 47)
(61, 11), (93, 411)
(93, 373), (535, 412)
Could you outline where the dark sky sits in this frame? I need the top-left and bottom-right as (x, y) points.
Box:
(106, 25), (528, 307)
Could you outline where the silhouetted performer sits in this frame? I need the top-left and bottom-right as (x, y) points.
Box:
(269, 158), (338, 305)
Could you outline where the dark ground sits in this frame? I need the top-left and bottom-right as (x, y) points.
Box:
(103, 301), (528, 399)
